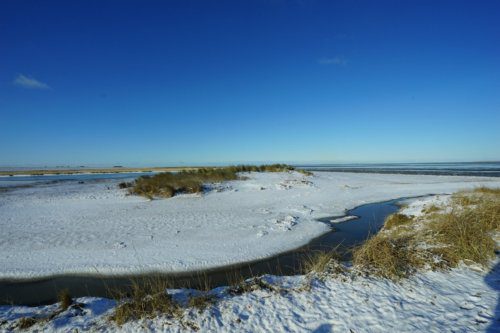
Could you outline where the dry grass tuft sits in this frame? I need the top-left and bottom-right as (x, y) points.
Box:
(426, 192), (500, 266)
(118, 182), (133, 189)
(353, 234), (424, 279)
(451, 193), (480, 207)
(227, 280), (258, 296)
(300, 249), (340, 274)
(228, 276), (281, 295)
(224, 269), (246, 289)
(384, 213), (413, 229)
(111, 278), (180, 325)
(188, 294), (216, 310)
(58, 289), (72, 311)
(423, 204), (441, 214)
(474, 186), (500, 195)
(17, 317), (38, 329)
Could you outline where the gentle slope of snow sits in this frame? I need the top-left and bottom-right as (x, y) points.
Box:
(1, 262), (498, 332)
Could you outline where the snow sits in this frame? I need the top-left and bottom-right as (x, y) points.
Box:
(330, 215), (358, 223)
(1, 171), (500, 278)
(399, 195), (452, 217)
(1, 261), (498, 332)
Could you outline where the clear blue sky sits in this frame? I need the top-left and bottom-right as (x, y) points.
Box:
(1, 0), (499, 166)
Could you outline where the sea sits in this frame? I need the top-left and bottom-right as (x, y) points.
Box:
(1, 162), (500, 189)
(297, 162), (500, 177)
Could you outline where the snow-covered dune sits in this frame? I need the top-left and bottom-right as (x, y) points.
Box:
(1, 171), (500, 279)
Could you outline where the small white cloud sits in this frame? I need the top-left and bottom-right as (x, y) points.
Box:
(318, 56), (348, 66)
(13, 74), (50, 90)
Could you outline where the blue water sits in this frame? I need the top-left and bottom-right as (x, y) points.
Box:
(297, 162), (500, 177)
(2, 162), (500, 189)
(0, 172), (154, 188)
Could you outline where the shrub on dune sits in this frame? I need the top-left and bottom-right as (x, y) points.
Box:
(128, 164), (308, 199)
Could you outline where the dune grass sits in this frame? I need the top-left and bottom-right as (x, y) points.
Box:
(427, 195), (499, 267)
(187, 294), (216, 310)
(129, 164), (304, 199)
(353, 234), (424, 279)
(473, 186), (500, 195)
(353, 187), (500, 279)
(384, 213), (413, 229)
(58, 289), (72, 311)
(422, 204), (440, 214)
(118, 181), (133, 189)
(109, 267), (301, 324)
(299, 248), (342, 275)
(110, 278), (180, 325)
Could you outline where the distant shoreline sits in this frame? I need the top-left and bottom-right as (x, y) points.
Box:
(0, 166), (200, 177)
(2, 161), (500, 177)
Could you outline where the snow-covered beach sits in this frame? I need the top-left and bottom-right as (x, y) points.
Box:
(1, 171), (500, 279)
(1, 171), (500, 332)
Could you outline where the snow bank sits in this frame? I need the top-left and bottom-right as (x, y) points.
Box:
(1, 261), (498, 332)
(1, 171), (500, 278)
